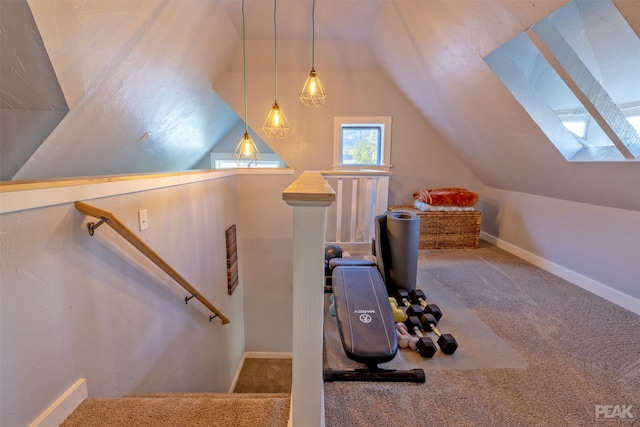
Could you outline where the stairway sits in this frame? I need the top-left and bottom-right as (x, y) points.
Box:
(61, 393), (290, 427)
(61, 359), (292, 426)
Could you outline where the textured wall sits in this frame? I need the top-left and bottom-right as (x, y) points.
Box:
(237, 174), (296, 352)
(0, 0), (68, 180)
(218, 60), (482, 353)
(216, 64), (482, 207)
(370, 0), (640, 212)
(13, 0), (239, 179)
(482, 187), (640, 308)
(0, 176), (245, 426)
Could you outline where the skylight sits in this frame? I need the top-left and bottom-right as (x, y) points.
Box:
(485, 0), (640, 162)
(562, 120), (587, 139)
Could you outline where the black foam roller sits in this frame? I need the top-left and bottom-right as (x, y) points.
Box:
(386, 211), (420, 291)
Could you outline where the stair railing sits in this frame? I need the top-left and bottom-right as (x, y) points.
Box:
(321, 170), (391, 247)
(75, 201), (230, 324)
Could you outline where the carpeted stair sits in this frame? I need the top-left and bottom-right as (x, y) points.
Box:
(61, 393), (290, 427)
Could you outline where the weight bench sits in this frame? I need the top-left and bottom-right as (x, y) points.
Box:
(323, 264), (425, 383)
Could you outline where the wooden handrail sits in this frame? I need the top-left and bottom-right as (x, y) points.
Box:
(75, 201), (230, 324)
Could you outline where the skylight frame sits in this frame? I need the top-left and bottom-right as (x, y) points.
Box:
(484, 0), (640, 162)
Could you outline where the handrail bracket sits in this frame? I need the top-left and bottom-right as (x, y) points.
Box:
(87, 217), (110, 236)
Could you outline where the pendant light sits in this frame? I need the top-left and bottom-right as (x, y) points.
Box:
(299, 0), (327, 107)
(263, 0), (290, 138)
(233, 0), (261, 167)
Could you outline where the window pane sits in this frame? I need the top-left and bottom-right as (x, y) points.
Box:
(562, 120), (587, 138)
(548, 1), (640, 110)
(485, 0), (640, 161)
(627, 116), (640, 135)
(501, 33), (612, 148)
(546, 0), (640, 150)
(341, 126), (381, 165)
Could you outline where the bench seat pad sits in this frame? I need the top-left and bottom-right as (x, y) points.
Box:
(332, 266), (398, 364)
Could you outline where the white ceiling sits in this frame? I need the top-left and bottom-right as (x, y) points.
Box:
(2, 0), (639, 211)
(222, 0), (383, 42)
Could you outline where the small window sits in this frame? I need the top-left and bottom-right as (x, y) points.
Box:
(340, 126), (382, 166)
(333, 117), (391, 170)
(210, 153), (285, 169)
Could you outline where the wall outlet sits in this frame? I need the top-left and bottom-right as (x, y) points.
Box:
(138, 209), (148, 231)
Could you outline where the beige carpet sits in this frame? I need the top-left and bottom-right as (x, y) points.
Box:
(324, 242), (640, 426)
(61, 358), (292, 426)
(234, 358), (292, 393)
(61, 242), (639, 426)
(324, 268), (528, 370)
(61, 393), (290, 427)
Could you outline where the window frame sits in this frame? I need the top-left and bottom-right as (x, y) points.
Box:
(210, 153), (286, 169)
(333, 116), (392, 171)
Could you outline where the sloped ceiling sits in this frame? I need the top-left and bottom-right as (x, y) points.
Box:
(9, 0), (245, 179)
(2, 0), (638, 211)
(369, 0), (640, 211)
(223, 0), (639, 210)
(0, 1), (67, 111)
(0, 0), (68, 180)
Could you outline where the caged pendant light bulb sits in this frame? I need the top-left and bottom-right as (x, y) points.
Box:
(233, 0), (261, 167)
(300, 0), (326, 107)
(263, 0), (290, 138)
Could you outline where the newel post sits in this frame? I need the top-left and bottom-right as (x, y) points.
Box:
(283, 172), (335, 427)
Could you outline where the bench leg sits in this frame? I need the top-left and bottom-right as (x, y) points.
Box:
(323, 366), (425, 383)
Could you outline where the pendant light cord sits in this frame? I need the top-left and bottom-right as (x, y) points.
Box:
(242, 0), (248, 132)
(274, 0), (278, 100)
(311, 0), (315, 69)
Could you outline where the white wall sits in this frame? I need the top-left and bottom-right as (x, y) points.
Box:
(481, 187), (640, 313)
(215, 55), (482, 207)
(217, 48), (483, 351)
(237, 174), (296, 352)
(0, 175), (246, 426)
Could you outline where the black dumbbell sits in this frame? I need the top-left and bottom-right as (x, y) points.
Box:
(410, 289), (443, 321)
(394, 289), (424, 318)
(404, 316), (437, 358)
(420, 313), (458, 355)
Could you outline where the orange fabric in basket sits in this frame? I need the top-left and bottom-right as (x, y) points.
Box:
(413, 188), (478, 207)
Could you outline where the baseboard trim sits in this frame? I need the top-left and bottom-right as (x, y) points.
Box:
(480, 232), (640, 316)
(229, 354), (246, 393)
(28, 378), (87, 427)
(244, 351), (293, 359)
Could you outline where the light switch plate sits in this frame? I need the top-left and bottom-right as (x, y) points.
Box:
(138, 209), (148, 231)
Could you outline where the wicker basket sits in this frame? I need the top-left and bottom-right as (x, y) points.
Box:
(388, 206), (481, 249)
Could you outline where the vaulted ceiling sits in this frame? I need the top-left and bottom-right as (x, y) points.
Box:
(1, 0), (639, 211)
